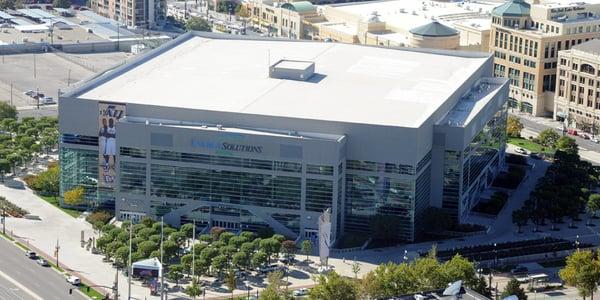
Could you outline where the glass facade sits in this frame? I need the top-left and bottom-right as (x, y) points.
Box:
(305, 179), (333, 212)
(60, 147), (98, 202)
(119, 161), (146, 195)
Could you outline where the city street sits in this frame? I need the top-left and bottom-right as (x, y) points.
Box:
(0, 237), (87, 300)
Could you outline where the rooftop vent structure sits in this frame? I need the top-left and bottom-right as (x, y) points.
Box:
(269, 59), (315, 81)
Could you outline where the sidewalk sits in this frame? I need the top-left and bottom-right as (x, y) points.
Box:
(0, 183), (161, 300)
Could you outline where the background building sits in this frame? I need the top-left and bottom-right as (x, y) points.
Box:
(59, 32), (508, 243)
(246, 0), (320, 38)
(90, 0), (166, 28)
(554, 39), (600, 132)
(489, 0), (600, 116)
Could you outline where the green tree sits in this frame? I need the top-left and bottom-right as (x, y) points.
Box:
(0, 159), (9, 181)
(501, 278), (527, 300)
(537, 129), (560, 148)
(52, 0), (71, 8)
(185, 17), (211, 32)
(167, 264), (184, 286)
(351, 260), (361, 279)
(211, 254), (228, 279)
(226, 269), (236, 298)
(210, 226), (226, 241)
(180, 223), (195, 239)
(162, 240), (179, 260)
(228, 236), (247, 249)
(252, 250), (268, 269)
(259, 238), (281, 263)
(6, 152), (21, 174)
(219, 231), (235, 244)
(556, 136), (579, 156)
(63, 186), (85, 206)
(140, 216), (154, 228)
(301, 240), (313, 260)
(232, 251), (249, 270)
(0, 102), (17, 121)
(169, 231), (187, 247)
(370, 214), (401, 242)
(309, 271), (358, 300)
(507, 116), (524, 137)
(559, 250), (600, 300)
(137, 240), (158, 258)
(186, 278), (202, 299)
(588, 194), (600, 219)
(512, 209), (529, 233)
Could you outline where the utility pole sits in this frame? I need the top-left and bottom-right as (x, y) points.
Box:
(9, 83), (12, 106)
(33, 53), (36, 79)
(128, 224), (132, 300)
(36, 87), (40, 109)
(113, 267), (119, 300)
(54, 238), (60, 268)
(1, 208), (5, 235)
(192, 220), (195, 279)
(160, 217), (165, 300)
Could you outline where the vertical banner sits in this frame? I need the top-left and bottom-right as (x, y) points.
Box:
(318, 208), (332, 266)
(98, 102), (126, 189)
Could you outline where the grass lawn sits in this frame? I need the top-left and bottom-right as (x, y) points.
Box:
(508, 137), (556, 155)
(0, 232), (14, 241)
(79, 283), (105, 299)
(15, 241), (29, 251)
(38, 195), (81, 218)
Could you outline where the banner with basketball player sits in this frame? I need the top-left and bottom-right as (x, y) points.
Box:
(98, 103), (125, 189)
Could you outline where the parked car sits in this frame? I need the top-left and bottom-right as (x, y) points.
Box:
(567, 129), (578, 136)
(592, 136), (600, 143)
(580, 133), (591, 140)
(515, 147), (527, 154)
(66, 276), (81, 285)
(25, 251), (37, 259)
(293, 288), (309, 296)
(41, 97), (55, 104)
(36, 258), (49, 267)
(257, 264), (281, 274)
(23, 90), (35, 97)
(510, 265), (529, 275)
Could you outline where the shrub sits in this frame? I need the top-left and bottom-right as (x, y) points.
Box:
(86, 210), (114, 226)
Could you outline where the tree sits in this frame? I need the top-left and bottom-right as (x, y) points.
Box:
(232, 251), (249, 270)
(281, 240), (296, 261)
(186, 17), (211, 32)
(210, 226), (226, 241)
(252, 250), (268, 269)
(169, 231), (187, 247)
(0, 102), (17, 121)
(351, 260), (361, 279)
(512, 209), (529, 233)
(219, 231), (235, 244)
(588, 194), (600, 219)
(501, 278), (527, 300)
(236, 4), (250, 18)
(52, 0), (71, 8)
(301, 240), (313, 261)
(6, 152), (21, 174)
(63, 186), (85, 206)
(259, 238), (281, 263)
(167, 264), (184, 286)
(180, 223), (195, 239)
(186, 278), (202, 299)
(309, 271), (358, 300)
(537, 129), (560, 148)
(0, 159), (9, 181)
(560, 250), (600, 300)
(556, 136), (579, 156)
(211, 254), (228, 279)
(162, 240), (179, 261)
(138, 240), (159, 258)
(507, 116), (524, 137)
(226, 269), (236, 298)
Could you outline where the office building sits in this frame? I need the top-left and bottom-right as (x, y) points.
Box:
(90, 0), (166, 28)
(554, 39), (600, 131)
(489, 0), (600, 116)
(59, 33), (508, 243)
(245, 0), (320, 39)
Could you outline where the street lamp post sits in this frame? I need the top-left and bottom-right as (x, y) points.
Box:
(575, 235), (580, 251)
(55, 238), (60, 268)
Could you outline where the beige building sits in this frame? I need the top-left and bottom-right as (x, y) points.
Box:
(245, 0), (319, 39)
(305, 0), (498, 51)
(91, 0), (166, 28)
(489, 0), (600, 116)
(554, 39), (600, 132)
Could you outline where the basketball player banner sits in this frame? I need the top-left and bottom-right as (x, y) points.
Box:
(98, 102), (126, 189)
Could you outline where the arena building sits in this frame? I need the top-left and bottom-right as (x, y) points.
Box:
(59, 32), (508, 243)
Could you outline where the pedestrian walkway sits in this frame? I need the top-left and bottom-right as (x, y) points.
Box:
(0, 183), (162, 300)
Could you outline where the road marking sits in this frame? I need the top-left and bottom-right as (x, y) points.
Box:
(0, 269), (43, 300)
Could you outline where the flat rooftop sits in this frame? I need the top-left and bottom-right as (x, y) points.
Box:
(76, 33), (490, 128)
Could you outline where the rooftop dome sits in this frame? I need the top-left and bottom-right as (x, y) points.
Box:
(280, 1), (316, 13)
(409, 21), (458, 37)
(492, 0), (531, 17)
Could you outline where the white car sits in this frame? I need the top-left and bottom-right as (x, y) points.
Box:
(515, 147), (527, 154)
(41, 97), (55, 104)
(293, 288), (309, 296)
(592, 137), (600, 143)
(66, 276), (80, 285)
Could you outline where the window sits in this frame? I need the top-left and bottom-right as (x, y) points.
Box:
(523, 72), (535, 91)
(306, 164), (334, 176)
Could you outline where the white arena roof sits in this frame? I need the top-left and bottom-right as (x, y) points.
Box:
(76, 33), (491, 128)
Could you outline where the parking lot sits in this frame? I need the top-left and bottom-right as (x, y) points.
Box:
(0, 51), (131, 110)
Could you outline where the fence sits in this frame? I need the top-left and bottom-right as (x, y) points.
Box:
(0, 37), (171, 55)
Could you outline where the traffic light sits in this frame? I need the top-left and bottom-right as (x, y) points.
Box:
(69, 288), (73, 294)
(87, 286), (90, 292)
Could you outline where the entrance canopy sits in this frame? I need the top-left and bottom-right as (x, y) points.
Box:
(132, 257), (162, 278)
